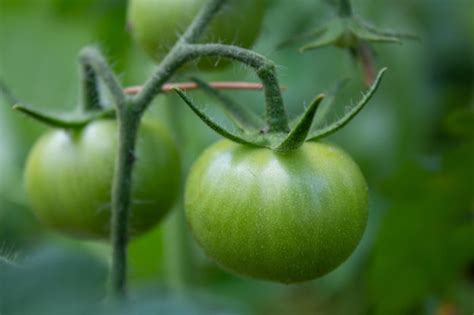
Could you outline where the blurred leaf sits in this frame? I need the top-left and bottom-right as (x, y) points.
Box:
(129, 224), (165, 282)
(367, 138), (474, 314)
(0, 245), (107, 315)
(443, 108), (474, 138)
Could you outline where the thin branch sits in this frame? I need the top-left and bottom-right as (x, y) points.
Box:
(109, 106), (140, 298)
(180, 0), (226, 44)
(108, 0), (233, 299)
(79, 47), (126, 110)
(80, 63), (102, 111)
(136, 43), (290, 132)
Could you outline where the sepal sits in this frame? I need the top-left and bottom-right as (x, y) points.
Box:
(173, 88), (265, 147)
(13, 104), (115, 129)
(275, 94), (325, 152)
(190, 77), (264, 132)
(308, 68), (386, 141)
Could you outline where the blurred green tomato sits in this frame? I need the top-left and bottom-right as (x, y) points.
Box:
(185, 140), (368, 283)
(25, 120), (180, 239)
(127, 0), (266, 70)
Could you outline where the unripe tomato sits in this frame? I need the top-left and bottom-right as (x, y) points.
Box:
(185, 140), (368, 283)
(127, 0), (266, 69)
(25, 120), (180, 239)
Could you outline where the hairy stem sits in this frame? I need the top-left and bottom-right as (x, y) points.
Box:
(80, 63), (101, 111)
(187, 44), (289, 132)
(180, 0), (226, 44)
(108, 0), (232, 299)
(79, 47), (126, 110)
(135, 43), (289, 132)
(110, 105), (140, 298)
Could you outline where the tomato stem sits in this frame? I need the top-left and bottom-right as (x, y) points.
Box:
(134, 42), (290, 133)
(80, 63), (102, 111)
(79, 47), (127, 111)
(78, 47), (131, 300)
(109, 106), (141, 299)
(132, 0), (290, 133)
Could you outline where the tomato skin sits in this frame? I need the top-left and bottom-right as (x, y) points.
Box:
(25, 120), (180, 239)
(185, 139), (368, 283)
(128, 0), (266, 69)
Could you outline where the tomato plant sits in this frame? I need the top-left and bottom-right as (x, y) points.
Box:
(127, 0), (266, 69)
(185, 140), (368, 283)
(5, 0), (391, 298)
(25, 119), (180, 239)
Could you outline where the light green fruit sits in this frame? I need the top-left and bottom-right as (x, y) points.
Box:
(128, 0), (266, 69)
(185, 139), (368, 283)
(25, 120), (180, 239)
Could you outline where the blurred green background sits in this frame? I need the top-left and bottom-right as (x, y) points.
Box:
(0, 0), (473, 314)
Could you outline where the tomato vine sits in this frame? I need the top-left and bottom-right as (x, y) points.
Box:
(1, 0), (389, 299)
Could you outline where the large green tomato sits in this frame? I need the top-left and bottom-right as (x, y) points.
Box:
(127, 0), (266, 69)
(185, 140), (368, 283)
(25, 119), (180, 239)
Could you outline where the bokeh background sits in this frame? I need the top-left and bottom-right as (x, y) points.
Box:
(0, 0), (473, 314)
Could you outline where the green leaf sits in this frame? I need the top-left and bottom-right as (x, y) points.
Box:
(275, 94), (325, 152)
(190, 77), (264, 132)
(173, 88), (263, 147)
(308, 68), (387, 141)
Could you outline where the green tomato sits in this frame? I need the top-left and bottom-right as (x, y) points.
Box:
(25, 119), (180, 239)
(185, 140), (368, 283)
(128, 0), (266, 69)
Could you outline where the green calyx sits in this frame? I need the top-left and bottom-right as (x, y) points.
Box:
(174, 68), (387, 153)
(280, 17), (418, 54)
(298, 17), (417, 52)
(281, 0), (418, 52)
(280, 0), (417, 53)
